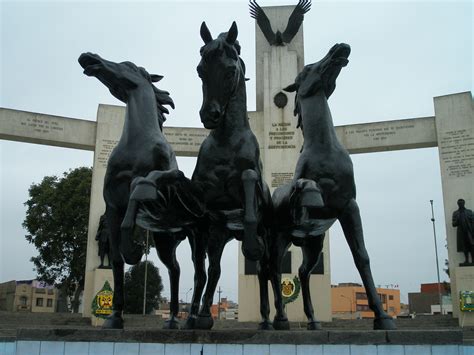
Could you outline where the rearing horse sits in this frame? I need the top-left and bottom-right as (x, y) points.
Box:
(191, 22), (273, 329)
(269, 43), (397, 330)
(79, 53), (205, 329)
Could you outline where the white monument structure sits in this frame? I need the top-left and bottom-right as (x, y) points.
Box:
(1, 3), (473, 326)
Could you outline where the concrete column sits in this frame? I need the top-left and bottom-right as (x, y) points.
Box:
(434, 92), (474, 325)
(239, 5), (331, 322)
(82, 105), (125, 323)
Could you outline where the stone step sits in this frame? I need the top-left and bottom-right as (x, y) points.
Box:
(0, 312), (459, 330)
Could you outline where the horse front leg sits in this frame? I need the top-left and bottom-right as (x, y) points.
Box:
(256, 255), (272, 330)
(339, 199), (396, 330)
(270, 234), (291, 330)
(184, 229), (207, 329)
(154, 233), (182, 329)
(241, 169), (264, 261)
(299, 236), (325, 330)
(196, 226), (228, 330)
(102, 207), (125, 329)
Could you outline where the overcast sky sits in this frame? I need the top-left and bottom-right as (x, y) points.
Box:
(0, 0), (472, 306)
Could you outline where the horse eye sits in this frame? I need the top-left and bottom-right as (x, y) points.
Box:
(225, 70), (235, 79)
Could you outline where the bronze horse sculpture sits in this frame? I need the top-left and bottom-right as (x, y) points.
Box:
(267, 44), (397, 330)
(79, 53), (205, 329)
(190, 22), (274, 330)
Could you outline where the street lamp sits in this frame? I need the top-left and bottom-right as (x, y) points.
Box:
(430, 200), (444, 315)
(340, 294), (353, 319)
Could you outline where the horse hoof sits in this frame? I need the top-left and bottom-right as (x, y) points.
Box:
(307, 321), (322, 330)
(102, 312), (123, 329)
(374, 317), (397, 330)
(258, 320), (273, 330)
(183, 316), (197, 329)
(163, 318), (180, 330)
(195, 315), (214, 330)
(273, 317), (290, 330)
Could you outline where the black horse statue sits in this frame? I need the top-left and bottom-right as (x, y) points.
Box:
(79, 53), (205, 329)
(268, 44), (397, 330)
(190, 22), (274, 330)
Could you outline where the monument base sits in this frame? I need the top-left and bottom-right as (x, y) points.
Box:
(0, 327), (466, 355)
(87, 268), (114, 327)
(455, 266), (474, 327)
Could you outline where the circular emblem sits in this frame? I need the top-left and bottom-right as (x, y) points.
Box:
(281, 276), (301, 304)
(274, 91), (288, 109)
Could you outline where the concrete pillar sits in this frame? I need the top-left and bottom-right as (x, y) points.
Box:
(434, 92), (474, 325)
(82, 104), (125, 323)
(239, 5), (331, 322)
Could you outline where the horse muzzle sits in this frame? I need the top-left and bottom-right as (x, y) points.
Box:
(200, 106), (222, 129)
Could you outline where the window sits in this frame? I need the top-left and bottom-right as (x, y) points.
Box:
(356, 292), (367, 300)
(378, 293), (387, 303)
(36, 298), (43, 306)
(389, 295), (394, 301)
(356, 304), (370, 311)
(389, 307), (395, 313)
(47, 299), (53, 307)
(19, 296), (28, 306)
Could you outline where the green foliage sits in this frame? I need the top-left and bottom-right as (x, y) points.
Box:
(124, 260), (163, 314)
(23, 167), (92, 311)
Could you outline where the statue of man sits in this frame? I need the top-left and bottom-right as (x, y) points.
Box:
(96, 214), (111, 268)
(453, 199), (474, 265)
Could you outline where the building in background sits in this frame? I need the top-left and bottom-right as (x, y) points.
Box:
(408, 282), (452, 315)
(332, 283), (401, 319)
(0, 280), (59, 313)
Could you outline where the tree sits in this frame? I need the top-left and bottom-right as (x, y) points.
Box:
(124, 260), (163, 314)
(23, 167), (92, 312)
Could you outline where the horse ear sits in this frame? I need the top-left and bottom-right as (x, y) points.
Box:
(283, 83), (298, 92)
(150, 74), (163, 82)
(226, 21), (238, 45)
(200, 22), (213, 44)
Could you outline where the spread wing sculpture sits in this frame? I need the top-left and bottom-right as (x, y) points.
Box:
(249, 0), (311, 46)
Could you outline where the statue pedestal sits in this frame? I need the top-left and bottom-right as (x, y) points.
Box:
(454, 266), (474, 326)
(87, 268), (114, 327)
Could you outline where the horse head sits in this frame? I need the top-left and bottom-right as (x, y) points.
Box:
(284, 43), (350, 99)
(79, 53), (174, 128)
(284, 43), (350, 127)
(197, 22), (246, 129)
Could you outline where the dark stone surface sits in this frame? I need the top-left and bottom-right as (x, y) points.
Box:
(13, 328), (463, 345)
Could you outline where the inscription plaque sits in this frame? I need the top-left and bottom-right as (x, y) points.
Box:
(268, 122), (297, 150)
(439, 129), (474, 178)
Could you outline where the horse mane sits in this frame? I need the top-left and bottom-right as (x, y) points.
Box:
(137, 67), (175, 127)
